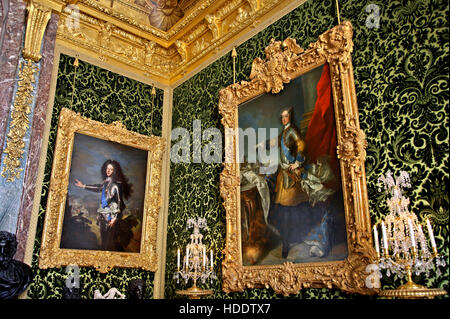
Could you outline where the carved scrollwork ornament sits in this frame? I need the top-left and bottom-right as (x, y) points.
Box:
(337, 126), (368, 176)
(1, 60), (38, 182)
(175, 40), (188, 62)
(313, 21), (354, 74)
(219, 22), (377, 296)
(22, 0), (52, 62)
(222, 257), (245, 292)
(249, 37), (304, 94)
(268, 262), (302, 296)
(205, 14), (221, 40)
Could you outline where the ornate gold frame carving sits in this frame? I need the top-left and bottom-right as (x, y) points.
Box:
(39, 108), (165, 273)
(219, 22), (377, 296)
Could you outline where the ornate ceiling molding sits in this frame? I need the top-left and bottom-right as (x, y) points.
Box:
(32, 0), (306, 85)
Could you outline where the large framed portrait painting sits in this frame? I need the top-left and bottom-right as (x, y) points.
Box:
(39, 108), (165, 272)
(219, 22), (377, 295)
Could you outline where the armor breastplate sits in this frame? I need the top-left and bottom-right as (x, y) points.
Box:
(279, 126), (303, 189)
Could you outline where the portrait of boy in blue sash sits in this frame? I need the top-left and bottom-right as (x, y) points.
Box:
(60, 133), (146, 253)
(239, 64), (348, 265)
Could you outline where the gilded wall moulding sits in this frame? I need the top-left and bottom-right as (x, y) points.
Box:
(1, 0), (59, 183)
(54, 0), (301, 83)
(218, 21), (378, 296)
(1, 60), (38, 182)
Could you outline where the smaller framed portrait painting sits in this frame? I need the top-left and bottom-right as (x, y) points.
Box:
(39, 108), (165, 273)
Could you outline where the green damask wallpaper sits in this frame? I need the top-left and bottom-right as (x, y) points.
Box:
(27, 54), (163, 299)
(167, 0), (449, 299)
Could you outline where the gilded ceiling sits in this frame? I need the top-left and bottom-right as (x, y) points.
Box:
(94, 0), (201, 31)
(53, 0), (303, 85)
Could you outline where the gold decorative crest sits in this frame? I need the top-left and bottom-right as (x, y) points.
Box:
(218, 22), (377, 296)
(39, 108), (165, 273)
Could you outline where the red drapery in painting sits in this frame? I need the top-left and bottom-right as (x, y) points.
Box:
(304, 63), (339, 182)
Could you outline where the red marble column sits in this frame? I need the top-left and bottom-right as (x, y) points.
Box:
(0, 0), (27, 158)
(14, 13), (60, 262)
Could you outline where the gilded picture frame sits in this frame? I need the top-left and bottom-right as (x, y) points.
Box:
(219, 22), (377, 295)
(39, 108), (165, 273)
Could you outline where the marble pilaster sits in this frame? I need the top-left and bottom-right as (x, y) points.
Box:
(15, 12), (59, 261)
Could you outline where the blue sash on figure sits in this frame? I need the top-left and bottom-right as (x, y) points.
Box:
(281, 134), (308, 180)
(101, 187), (108, 209)
(281, 135), (305, 164)
(101, 188), (112, 221)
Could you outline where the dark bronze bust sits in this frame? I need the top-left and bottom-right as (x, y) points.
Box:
(127, 278), (145, 299)
(62, 279), (83, 299)
(0, 231), (32, 299)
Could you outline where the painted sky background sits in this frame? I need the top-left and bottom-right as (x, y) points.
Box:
(66, 133), (148, 217)
(238, 65), (324, 165)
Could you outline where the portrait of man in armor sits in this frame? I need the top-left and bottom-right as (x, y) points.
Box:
(74, 159), (134, 251)
(239, 64), (349, 266)
(59, 133), (147, 253)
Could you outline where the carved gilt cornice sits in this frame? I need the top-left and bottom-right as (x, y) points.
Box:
(51, 0), (305, 84)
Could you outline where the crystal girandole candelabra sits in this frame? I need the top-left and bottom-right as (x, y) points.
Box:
(373, 170), (447, 299)
(174, 217), (217, 299)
